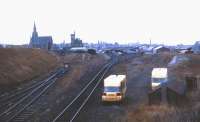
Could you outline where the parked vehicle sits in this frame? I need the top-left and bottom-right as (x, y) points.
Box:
(88, 48), (96, 55)
(102, 75), (127, 102)
(151, 68), (168, 90)
(70, 47), (88, 53)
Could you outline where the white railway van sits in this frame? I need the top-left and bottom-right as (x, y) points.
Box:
(151, 68), (168, 90)
(102, 75), (127, 102)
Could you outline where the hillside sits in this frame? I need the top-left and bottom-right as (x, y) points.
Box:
(0, 48), (59, 86)
(127, 54), (200, 122)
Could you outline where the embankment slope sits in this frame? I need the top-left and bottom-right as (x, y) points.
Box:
(0, 48), (59, 86)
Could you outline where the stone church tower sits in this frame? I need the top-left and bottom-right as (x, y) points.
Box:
(30, 22), (38, 45)
(29, 22), (53, 50)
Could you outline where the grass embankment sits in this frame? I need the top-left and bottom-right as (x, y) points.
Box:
(58, 53), (107, 88)
(0, 48), (59, 86)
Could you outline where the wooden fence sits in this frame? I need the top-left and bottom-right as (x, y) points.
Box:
(185, 76), (198, 91)
(149, 87), (186, 106)
(148, 75), (200, 106)
(166, 87), (187, 106)
(148, 88), (162, 105)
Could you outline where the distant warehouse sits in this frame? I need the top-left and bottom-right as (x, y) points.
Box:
(0, 44), (3, 48)
(192, 41), (200, 54)
(29, 23), (53, 50)
(153, 46), (170, 54)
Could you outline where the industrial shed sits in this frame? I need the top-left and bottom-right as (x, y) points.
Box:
(153, 46), (170, 54)
(192, 41), (200, 54)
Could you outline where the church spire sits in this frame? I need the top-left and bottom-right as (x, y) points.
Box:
(31, 21), (38, 41)
(34, 21), (37, 32)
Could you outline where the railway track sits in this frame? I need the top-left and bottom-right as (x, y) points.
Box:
(52, 62), (113, 122)
(0, 68), (66, 122)
(0, 73), (57, 112)
(0, 70), (57, 99)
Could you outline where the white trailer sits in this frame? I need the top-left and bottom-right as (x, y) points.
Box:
(151, 68), (168, 90)
(70, 47), (88, 53)
(102, 75), (127, 102)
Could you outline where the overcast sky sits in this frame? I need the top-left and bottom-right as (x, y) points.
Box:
(0, 0), (199, 45)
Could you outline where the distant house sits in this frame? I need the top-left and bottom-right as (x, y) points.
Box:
(176, 45), (191, 50)
(29, 23), (53, 50)
(141, 46), (155, 54)
(175, 44), (192, 53)
(192, 41), (200, 54)
(145, 46), (155, 54)
(153, 46), (170, 54)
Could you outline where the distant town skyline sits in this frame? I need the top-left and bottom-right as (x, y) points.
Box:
(0, 0), (200, 45)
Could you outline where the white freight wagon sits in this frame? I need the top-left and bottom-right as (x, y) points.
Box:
(70, 47), (88, 53)
(151, 68), (168, 90)
(102, 75), (127, 102)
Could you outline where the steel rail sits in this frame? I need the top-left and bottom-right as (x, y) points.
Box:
(0, 73), (58, 118)
(70, 63), (112, 122)
(0, 72), (57, 104)
(52, 62), (112, 122)
(6, 78), (58, 122)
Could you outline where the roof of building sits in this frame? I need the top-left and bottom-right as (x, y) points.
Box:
(195, 41), (200, 45)
(37, 36), (53, 44)
(104, 75), (126, 87)
(38, 36), (52, 41)
(167, 80), (186, 95)
(154, 46), (170, 50)
(176, 45), (192, 50)
(153, 46), (162, 50)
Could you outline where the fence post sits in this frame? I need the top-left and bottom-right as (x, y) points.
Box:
(148, 88), (162, 105)
(197, 75), (200, 90)
(161, 84), (167, 105)
(185, 76), (197, 92)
